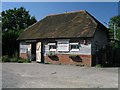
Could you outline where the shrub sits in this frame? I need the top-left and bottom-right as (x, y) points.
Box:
(69, 54), (79, 58)
(25, 59), (31, 63)
(2, 56), (31, 63)
(69, 54), (82, 62)
(9, 58), (18, 62)
(2, 55), (10, 62)
(47, 51), (56, 57)
(95, 64), (102, 68)
(17, 58), (31, 63)
(17, 59), (23, 63)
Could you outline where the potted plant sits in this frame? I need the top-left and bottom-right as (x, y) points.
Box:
(69, 54), (79, 58)
(47, 51), (59, 61)
(69, 54), (82, 62)
(47, 51), (56, 57)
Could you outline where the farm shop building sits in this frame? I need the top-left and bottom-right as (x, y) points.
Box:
(17, 10), (109, 66)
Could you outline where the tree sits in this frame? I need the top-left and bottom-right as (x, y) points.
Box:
(2, 7), (37, 32)
(2, 30), (19, 56)
(108, 15), (120, 41)
(2, 7), (37, 57)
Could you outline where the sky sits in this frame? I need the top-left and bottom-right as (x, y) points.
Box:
(2, 2), (119, 27)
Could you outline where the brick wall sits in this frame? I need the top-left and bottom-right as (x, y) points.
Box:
(45, 54), (92, 66)
(19, 53), (28, 59)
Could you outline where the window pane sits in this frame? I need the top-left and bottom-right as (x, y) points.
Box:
(71, 45), (79, 49)
(49, 45), (56, 49)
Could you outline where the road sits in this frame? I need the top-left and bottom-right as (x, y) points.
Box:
(2, 63), (118, 88)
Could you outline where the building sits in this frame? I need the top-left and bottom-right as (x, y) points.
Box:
(17, 10), (109, 66)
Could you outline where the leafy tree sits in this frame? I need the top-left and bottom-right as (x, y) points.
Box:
(2, 7), (37, 57)
(108, 15), (120, 41)
(2, 7), (37, 32)
(2, 30), (19, 56)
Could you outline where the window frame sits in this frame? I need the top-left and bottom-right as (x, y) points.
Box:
(48, 43), (57, 51)
(70, 42), (80, 52)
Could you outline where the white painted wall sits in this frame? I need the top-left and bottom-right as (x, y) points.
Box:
(19, 41), (31, 58)
(20, 41), (27, 53)
(43, 39), (92, 56)
(78, 43), (91, 55)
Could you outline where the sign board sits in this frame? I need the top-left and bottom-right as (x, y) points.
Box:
(57, 40), (69, 51)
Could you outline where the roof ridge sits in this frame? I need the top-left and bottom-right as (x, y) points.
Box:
(85, 10), (107, 29)
(47, 10), (85, 17)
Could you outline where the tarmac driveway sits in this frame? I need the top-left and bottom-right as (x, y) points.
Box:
(2, 63), (118, 88)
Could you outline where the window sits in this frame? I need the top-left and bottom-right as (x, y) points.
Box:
(71, 45), (79, 49)
(49, 45), (56, 51)
(48, 43), (57, 51)
(70, 43), (80, 51)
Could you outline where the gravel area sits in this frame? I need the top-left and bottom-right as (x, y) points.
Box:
(2, 63), (118, 88)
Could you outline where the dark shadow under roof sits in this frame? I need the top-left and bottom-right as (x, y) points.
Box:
(18, 10), (107, 40)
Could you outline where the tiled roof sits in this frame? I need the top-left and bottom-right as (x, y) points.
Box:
(18, 10), (107, 40)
